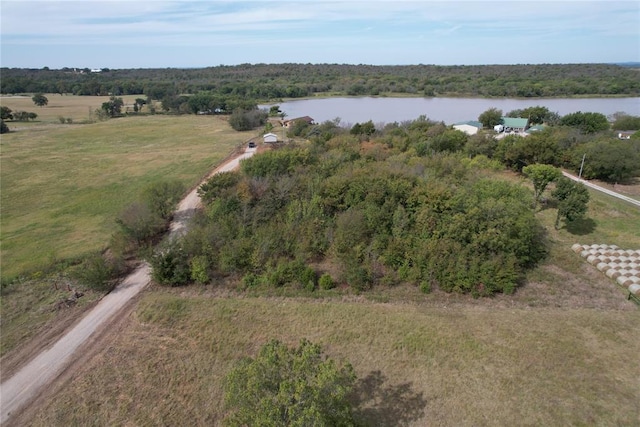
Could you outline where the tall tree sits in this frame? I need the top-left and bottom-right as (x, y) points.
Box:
(478, 107), (503, 128)
(522, 164), (561, 207)
(1, 106), (13, 120)
(224, 339), (357, 426)
(560, 111), (609, 133)
(552, 177), (590, 229)
(32, 93), (48, 107)
(101, 96), (124, 117)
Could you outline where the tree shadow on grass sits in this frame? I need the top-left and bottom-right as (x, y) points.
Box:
(565, 217), (597, 235)
(351, 370), (426, 426)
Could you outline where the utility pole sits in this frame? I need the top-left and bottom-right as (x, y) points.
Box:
(578, 153), (586, 179)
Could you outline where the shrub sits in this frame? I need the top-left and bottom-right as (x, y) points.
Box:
(72, 252), (122, 292)
(149, 242), (191, 286)
(319, 273), (336, 290)
(142, 180), (185, 220)
(223, 339), (356, 426)
(115, 202), (165, 245)
(190, 255), (210, 284)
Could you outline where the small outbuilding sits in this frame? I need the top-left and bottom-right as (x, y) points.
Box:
(263, 133), (278, 143)
(453, 120), (483, 136)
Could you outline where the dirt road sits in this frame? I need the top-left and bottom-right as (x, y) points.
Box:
(562, 171), (640, 208)
(0, 146), (256, 424)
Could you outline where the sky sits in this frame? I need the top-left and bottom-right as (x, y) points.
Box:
(1, 0), (639, 69)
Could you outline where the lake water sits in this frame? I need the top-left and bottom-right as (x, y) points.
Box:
(262, 97), (640, 126)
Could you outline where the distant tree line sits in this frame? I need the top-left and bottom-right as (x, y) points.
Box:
(2, 63), (639, 101)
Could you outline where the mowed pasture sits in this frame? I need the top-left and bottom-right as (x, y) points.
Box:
(27, 294), (640, 426)
(0, 103), (254, 280)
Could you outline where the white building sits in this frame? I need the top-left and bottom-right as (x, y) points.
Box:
(263, 133), (278, 143)
(453, 121), (483, 135)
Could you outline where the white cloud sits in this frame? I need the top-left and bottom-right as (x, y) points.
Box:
(1, 0), (637, 66)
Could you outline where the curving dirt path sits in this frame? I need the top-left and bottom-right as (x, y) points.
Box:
(0, 146), (257, 424)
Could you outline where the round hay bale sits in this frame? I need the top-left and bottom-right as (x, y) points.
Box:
(617, 276), (632, 286)
(628, 263), (639, 270)
(606, 269), (621, 279)
(630, 277), (640, 285)
(597, 244), (608, 250)
(628, 284), (640, 296)
(580, 250), (590, 258)
(608, 245), (619, 250)
(596, 255), (611, 263)
(596, 263), (610, 272)
(627, 269), (639, 277)
(618, 256), (630, 264)
(587, 255), (598, 264)
(624, 249), (636, 255)
(618, 269), (631, 277)
(607, 263), (620, 270)
(571, 244), (583, 253)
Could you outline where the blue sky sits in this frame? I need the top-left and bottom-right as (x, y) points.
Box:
(1, 1), (639, 69)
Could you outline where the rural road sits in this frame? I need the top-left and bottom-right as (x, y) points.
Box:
(0, 146), (257, 425)
(562, 171), (640, 208)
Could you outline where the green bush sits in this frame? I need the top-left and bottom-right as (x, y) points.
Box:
(143, 180), (185, 220)
(223, 339), (356, 426)
(72, 252), (122, 292)
(319, 273), (336, 290)
(149, 242), (191, 287)
(190, 255), (210, 284)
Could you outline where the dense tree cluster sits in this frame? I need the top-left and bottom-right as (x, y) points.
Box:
(2, 63), (639, 100)
(148, 106), (640, 293)
(150, 119), (549, 296)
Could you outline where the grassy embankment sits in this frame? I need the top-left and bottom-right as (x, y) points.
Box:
(0, 96), (255, 357)
(25, 185), (640, 426)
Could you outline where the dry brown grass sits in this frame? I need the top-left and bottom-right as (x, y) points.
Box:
(1, 94), (150, 124)
(25, 292), (640, 426)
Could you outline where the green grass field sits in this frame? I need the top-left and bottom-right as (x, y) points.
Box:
(1, 112), (254, 280)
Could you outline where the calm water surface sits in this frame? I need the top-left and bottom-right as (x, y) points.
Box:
(263, 97), (640, 126)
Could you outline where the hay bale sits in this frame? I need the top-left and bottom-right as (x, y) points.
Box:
(596, 263), (610, 272)
(571, 244), (583, 253)
(587, 255), (598, 264)
(628, 284), (640, 296)
(607, 263), (620, 270)
(617, 269), (631, 277)
(617, 276), (632, 286)
(580, 250), (591, 258)
(606, 269), (621, 279)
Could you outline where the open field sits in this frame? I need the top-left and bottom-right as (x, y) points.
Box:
(1, 94), (150, 125)
(0, 112), (254, 359)
(24, 293), (639, 426)
(1, 113), (254, 280)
